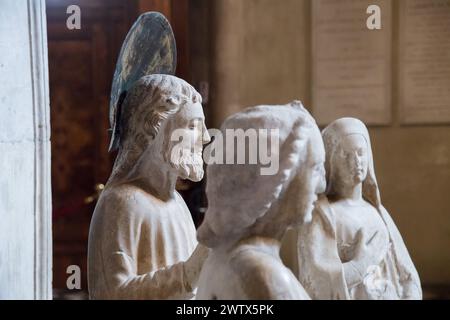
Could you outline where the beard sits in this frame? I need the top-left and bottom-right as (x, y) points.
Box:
(169, 146), (205, 182)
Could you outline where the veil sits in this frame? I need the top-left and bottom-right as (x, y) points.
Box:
(295, 118), (422, 300)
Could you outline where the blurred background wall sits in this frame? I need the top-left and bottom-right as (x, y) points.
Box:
(46, 0), (450, 298)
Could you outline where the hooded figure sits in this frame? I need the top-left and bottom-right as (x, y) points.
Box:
(196, 101), (326, 300)
(294, 117), (422, 300)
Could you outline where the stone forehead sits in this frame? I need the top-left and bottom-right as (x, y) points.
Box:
(221, 102), (315, 135)
(323, 117), (369, 139)
(322, 117), (371, 151)
(124, 75), (200, 118)
(132, 74), (198, 98)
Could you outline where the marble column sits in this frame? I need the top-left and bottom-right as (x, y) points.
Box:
(0, 0), (52, 299)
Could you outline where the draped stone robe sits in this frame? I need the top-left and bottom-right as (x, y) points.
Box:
(294, 197), (422, 300)
(196, 241), (311, 300)
(88, 185), (197, 299)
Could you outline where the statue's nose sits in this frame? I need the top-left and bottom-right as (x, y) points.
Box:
(203, 124), (211, 144)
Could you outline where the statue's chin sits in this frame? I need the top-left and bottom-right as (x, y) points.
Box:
(169, 149), (204, 181)
(291, 200), (314, 227)
(188, 171), (204, 182)
(293, 211), (312, 227)
(189, 165), (204, 182)
(177, 164), (204, 182)
(352, 171), (366, 184)
(303, 209), (313, 224)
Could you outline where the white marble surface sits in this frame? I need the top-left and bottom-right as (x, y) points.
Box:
(88, 74), (210, 299)
(197, 101), (326, 299)
(295, 118), (422, 300)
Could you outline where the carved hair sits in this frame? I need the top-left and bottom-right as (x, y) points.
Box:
(321, 117), (381, 208)
(197, 101), (318, 248)
(109, 74), (202, 182)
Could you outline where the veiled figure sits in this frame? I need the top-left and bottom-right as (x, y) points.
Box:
(196, 102), (326, 300)
(294, 117), (422, 300)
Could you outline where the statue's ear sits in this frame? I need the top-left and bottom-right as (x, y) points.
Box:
(109, 90), (128, 152)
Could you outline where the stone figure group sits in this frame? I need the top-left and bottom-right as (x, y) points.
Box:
(87, 12), (422, 300)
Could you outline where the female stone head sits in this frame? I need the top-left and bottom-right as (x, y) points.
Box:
(322, 117), (381, 207)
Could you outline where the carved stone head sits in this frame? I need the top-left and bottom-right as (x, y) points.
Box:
(197, 101), (326, 248)
(110, 74), (210, 183)
(322, 117), (381, 207)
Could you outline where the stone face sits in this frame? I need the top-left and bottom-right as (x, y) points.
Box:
(88, 74), (210, 299)
(196, 101), (326, 300)
(294, 117), (422, 300)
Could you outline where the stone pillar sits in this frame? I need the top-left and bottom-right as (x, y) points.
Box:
(0, 0), (52, 299)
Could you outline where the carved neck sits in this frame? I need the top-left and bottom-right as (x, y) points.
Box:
(334, 181), (363, 204)
(109, 143), (178, 201)
(249, 202), (291, 244)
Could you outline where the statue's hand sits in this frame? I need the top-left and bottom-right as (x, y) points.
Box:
(352, 229), (367, 263)
(352, 229), (383, 275)
(183, 244), (210, 291)
(343, 230), (371, 287)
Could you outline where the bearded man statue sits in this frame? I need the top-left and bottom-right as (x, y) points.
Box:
(88, 74), (211, 299)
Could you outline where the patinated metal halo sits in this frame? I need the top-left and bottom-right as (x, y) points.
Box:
(109, 11), (177, 151)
